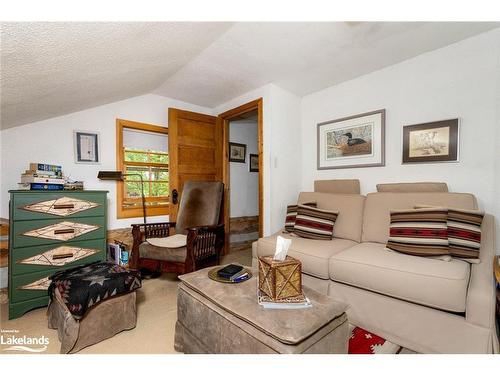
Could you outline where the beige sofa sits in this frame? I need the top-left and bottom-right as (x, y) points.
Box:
(252, 188), (499, 354)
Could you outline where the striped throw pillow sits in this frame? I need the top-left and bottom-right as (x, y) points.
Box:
(293, 205), (338, 240)
(284, 202), (317, 233)
(415, 205), (484, 263)
(386, 208), (449, 256)
(447, 208), (483, 261)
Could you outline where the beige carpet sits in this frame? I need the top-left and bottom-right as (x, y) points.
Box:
(0, 249), (252, 354)
(0, 249), (418, 354)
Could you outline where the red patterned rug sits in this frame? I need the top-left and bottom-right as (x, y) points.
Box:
(348, 326), (401, 354)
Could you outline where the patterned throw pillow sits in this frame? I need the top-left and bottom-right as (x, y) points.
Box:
(415, 205), (484, 262)
(386, 208), (449, 256)
(284, 202), (317, 233)
(293, 205), (338, 240)
(447, 208), (484, 261)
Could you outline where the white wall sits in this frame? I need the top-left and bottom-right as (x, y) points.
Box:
(214, 83), (302, 236)
(301, 29), (500, 253)
(0, 94), (212, 229)
(268, 85), (303, 233)
(1, 83), (303, 238)
(229, 120), (259, 218)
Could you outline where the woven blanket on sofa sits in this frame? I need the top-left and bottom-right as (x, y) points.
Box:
(48, 261), (141, 319)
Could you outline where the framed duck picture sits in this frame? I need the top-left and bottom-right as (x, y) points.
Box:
(317, 109), (385, 169)
(402, 119), (459, 164)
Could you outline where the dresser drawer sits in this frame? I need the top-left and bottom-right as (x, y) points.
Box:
(12, 192), (106, 221)
(10, 269), (54, 303)
(11, 216), (106, 249)
(10, 238), (106, 276)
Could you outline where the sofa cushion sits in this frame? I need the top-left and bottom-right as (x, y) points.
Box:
(376, 182), (448, 192)
(362, 192), (477, 244)
(294, 205), (338, 240)
(386, 207), (449, 257)
(314, 179), (360, 194)
(146, 234), (187, 248)
(255, 231), (356, 280)
(298, 192), (365, 242)
(139, 242), (186, 262)
(329, 242), (470, 312)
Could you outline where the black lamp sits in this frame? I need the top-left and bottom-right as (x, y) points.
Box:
(97, 171), (147, 225)
(98, 171), (160, 278)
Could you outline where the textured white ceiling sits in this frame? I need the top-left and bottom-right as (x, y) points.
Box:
(154, 22), (500, 105)
(0, 22), (232, 128)
(1, 22), (499, 129)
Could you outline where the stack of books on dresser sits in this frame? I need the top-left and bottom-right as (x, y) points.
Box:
(18, 163), (64, 190)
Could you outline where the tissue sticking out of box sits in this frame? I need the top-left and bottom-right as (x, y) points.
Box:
(273, 235), (292, 261)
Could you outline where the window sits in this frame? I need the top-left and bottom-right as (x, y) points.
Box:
(116, 119), (169, 218)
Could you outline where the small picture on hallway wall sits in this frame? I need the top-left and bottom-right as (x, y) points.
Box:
(229, 142), (247, 163)
(249, 154), (259, 172)
(317, 109), (385, 170)
(402, 119), (459, 164)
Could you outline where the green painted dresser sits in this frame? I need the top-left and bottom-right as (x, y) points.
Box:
(8, 190), (108, 319)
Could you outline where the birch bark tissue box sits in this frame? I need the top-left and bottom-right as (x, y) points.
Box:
(258, 256), (302, 300)
(258, 236), (302, 300)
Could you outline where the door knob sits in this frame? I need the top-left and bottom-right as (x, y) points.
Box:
(172, 189), (179, 205)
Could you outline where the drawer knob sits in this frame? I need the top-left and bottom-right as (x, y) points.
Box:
(54, 228), (75, 235)
(53, 204), (75, 209)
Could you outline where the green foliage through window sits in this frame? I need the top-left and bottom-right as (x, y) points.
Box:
(122, 148), (169, 208)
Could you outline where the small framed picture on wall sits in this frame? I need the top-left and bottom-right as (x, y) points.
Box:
(402, 119), (459, 164)
(229, 142), (247, 163)
(74, 130), (100, 164)
(249, 154), (259, 172)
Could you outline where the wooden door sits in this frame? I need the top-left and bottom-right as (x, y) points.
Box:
(168, 108), (222, 223)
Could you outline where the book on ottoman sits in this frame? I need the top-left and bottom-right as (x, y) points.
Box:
(217, 264), (244, 280)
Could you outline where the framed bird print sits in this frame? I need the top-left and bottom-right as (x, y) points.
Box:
(317, 109), (385, 169)
(402, 119), (459, 164)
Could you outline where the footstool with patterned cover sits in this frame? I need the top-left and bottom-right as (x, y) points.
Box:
(47, 261), (141, 353)
(175, 266), (349, 354)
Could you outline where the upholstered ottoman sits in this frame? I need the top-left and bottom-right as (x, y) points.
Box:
(47, 262), (141, 353)
(174, 266), (349, 354)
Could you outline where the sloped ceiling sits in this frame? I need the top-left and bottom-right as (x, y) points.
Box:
(1, 22), (499, 129)
(0, 22), (233, 128)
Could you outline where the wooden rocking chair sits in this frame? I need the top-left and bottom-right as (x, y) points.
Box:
(130, 181), (224, 275)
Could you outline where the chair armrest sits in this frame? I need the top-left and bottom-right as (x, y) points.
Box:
(131, 222), (176, 229)
(185, 224), (225, 269)
(466, 214), (497, 329)
(130, 222), (176, 268)
(131, 222), (176, 239)
(186, 223), (225, 233)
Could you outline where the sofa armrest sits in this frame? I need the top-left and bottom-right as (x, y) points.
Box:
(465, 214), (497, 329)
